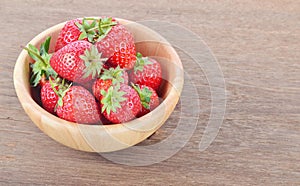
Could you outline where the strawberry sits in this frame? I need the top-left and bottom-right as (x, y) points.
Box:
(23, 36), (57, 87)
(40, 78), (70, 114)
(93, 79), (111, 101)
(100, 84), (141, 124)
(56, 85), (101, 124)
(92, 66), (128, 101)
(56, 17), (136, 69)
(55, 17), (116, 49)
(55, 19), (82, 51)
(55, 18), (101, 51)
(129, 53), (162, 91)
(40, 80), (59, 114)
(94, 17), (136, 69)
(132, 84), (160, 117)
(50, 41), (105, 83)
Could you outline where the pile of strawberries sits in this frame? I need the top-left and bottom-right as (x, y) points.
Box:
(25, 17), (162, 124)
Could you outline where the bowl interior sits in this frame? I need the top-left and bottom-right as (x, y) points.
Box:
(14, 18), (184, 152)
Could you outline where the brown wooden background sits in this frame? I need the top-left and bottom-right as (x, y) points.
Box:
(1, 0), (299, 185)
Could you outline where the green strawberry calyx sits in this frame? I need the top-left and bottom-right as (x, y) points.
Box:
(22, 36), (57, 87)
(80, 45), (106, 79)
(100, 84), (126, 115)
(133, 52), (152, 74)
(132, 84), (152, 109)
(97, 17), (117, 41)
(76, 17), (117, 43)
(100, 66), (125, 85)
(49, 78), (72, 110)
(75, 18), (98, 43)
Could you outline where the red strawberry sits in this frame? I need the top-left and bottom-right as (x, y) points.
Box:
(100, 84), (141, 124)
(92, 79), (111, 101)
(40, 80), (59, 114)
(40, 78), (70, 114)
(92, 66), (128, 101)
(56, 86), (101, 124)
(56, 17), (136, 69)
(132, 84), (160, 117)
(23, 36), (57, 87)
(50, 41), (105, 83)
(55, 18), (101, 51)
(129, 53), (162, 91)
(94, 18), (136, 69)
(55, 19), (82, 51)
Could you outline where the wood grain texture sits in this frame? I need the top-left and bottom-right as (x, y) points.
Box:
(1, 0), (299, 185)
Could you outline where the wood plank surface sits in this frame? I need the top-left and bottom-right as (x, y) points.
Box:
(1, 0), (299, 185)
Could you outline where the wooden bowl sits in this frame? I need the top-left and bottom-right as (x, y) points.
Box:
(13, 18), (184, 152)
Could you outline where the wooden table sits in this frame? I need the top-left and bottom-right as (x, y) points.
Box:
(1, 0), (299, 185)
